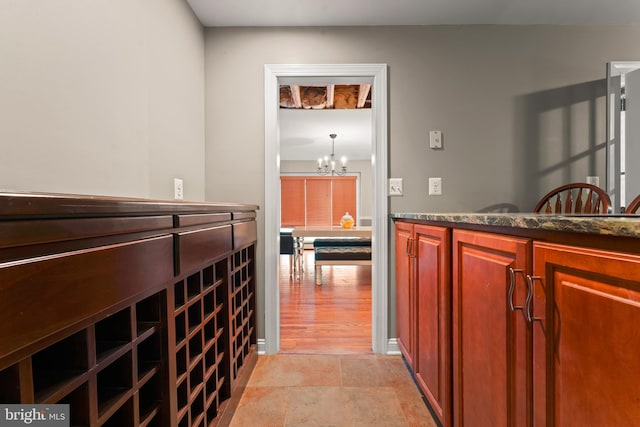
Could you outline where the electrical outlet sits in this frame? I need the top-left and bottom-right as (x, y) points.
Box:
(389, 178), (403, 196)
(586, 176), (599, 187)
(429, 130), (443, 149)
(174, 178), (184, 200)
(429, 177), (442, 195)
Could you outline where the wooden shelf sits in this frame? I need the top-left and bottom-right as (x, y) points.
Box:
(138, 406), (160, 427)
(95, 343), (132, 369)
(34, 371), (88, 404)
(0, 365), (20, 403)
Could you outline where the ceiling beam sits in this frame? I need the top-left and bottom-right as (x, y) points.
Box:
(326, 84), (335, 108)
(290, 85), (302, 109)
(357, 84), (371, 108)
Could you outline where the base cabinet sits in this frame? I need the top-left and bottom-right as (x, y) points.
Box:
(452, 230), (531, 427)
(396, 218), (640, 427)
(415, 225), (451, 427)
(395, 222), (451, 427)
(532, 242), (640, 427)
(395, 221), (415, 367)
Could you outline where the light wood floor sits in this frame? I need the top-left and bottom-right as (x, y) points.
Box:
(279, 250), (373, 354)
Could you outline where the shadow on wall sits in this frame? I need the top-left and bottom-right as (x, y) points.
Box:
(475, 203), (520, 213)
(513, 79), (607, 212)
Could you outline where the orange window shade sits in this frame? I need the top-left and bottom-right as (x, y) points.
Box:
(305, 177), (332, 226)
(331, 176), (357, 226)
(280, 176), (305, 226)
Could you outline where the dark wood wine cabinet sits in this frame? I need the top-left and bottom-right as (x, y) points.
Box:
(0, 193), (258, 427)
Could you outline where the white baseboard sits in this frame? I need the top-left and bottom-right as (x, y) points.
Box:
(386, 338), (401, 355)
(257, 339), (267, 355)
(257, 338), (398, 356)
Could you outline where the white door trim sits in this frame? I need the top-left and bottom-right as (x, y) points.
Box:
(263, 63), (389, 355)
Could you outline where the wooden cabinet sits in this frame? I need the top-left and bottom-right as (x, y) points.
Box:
(0, 193), (258, 427)
(395, 222), (451, 426)
(452, 230), (531, 427)
(396, 217), (640, 427)
(395, 221), (414, 366)
(172, 258), (230, 426)
(531, 242), (640, 427)
(415, 225), (451, 427)
(0, 289), (168, 426)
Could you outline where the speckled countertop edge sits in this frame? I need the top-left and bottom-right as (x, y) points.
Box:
(390, 213), (640, 239)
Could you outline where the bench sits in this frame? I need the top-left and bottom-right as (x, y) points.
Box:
(313, 238), (372, 285)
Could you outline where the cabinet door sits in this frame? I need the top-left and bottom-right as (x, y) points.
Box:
(395, 221), (415, 367)
(414, 225), (451, 427)
(452, 230), (531, 427)
(532, 243), (640, 427)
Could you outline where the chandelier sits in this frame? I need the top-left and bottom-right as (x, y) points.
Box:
(317, 133), (347, 176)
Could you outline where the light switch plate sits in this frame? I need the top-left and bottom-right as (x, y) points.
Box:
(389, 178), (403, 196)
(429, 130), (443, 149)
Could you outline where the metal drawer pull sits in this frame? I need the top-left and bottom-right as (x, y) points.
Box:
(508, 268), (524, 311)
(525, 275), (542, 323)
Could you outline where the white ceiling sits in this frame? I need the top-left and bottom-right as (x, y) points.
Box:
(187, 0), (640, 27)
(279, 109), (372, 161)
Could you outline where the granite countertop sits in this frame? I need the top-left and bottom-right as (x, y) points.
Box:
(391, 213), (640, 239)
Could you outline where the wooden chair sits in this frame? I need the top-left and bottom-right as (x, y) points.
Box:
(625, 194), (640, 213)
(533, 183), (611, 214)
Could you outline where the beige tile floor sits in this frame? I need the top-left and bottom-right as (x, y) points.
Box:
(229, 354), (438, 427)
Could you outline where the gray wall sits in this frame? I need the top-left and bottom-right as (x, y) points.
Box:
(204, 25), (640, 340)
(3, 13), (640, 343)
(0, 0), (206, 200)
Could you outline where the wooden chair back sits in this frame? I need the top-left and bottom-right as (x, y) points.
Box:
(625, 194), (640, 214)
(534, 183), (611, 214)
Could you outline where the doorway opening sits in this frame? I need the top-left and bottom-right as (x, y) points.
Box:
(263, 64), (389, 355)
(278, 87), (373, 353)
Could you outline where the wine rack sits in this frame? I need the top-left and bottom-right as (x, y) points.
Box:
(172, 260), (231, 427)
(0, 291), (167, 427)
(229, 245), (256, 381)
(0, 193), (258, 427)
